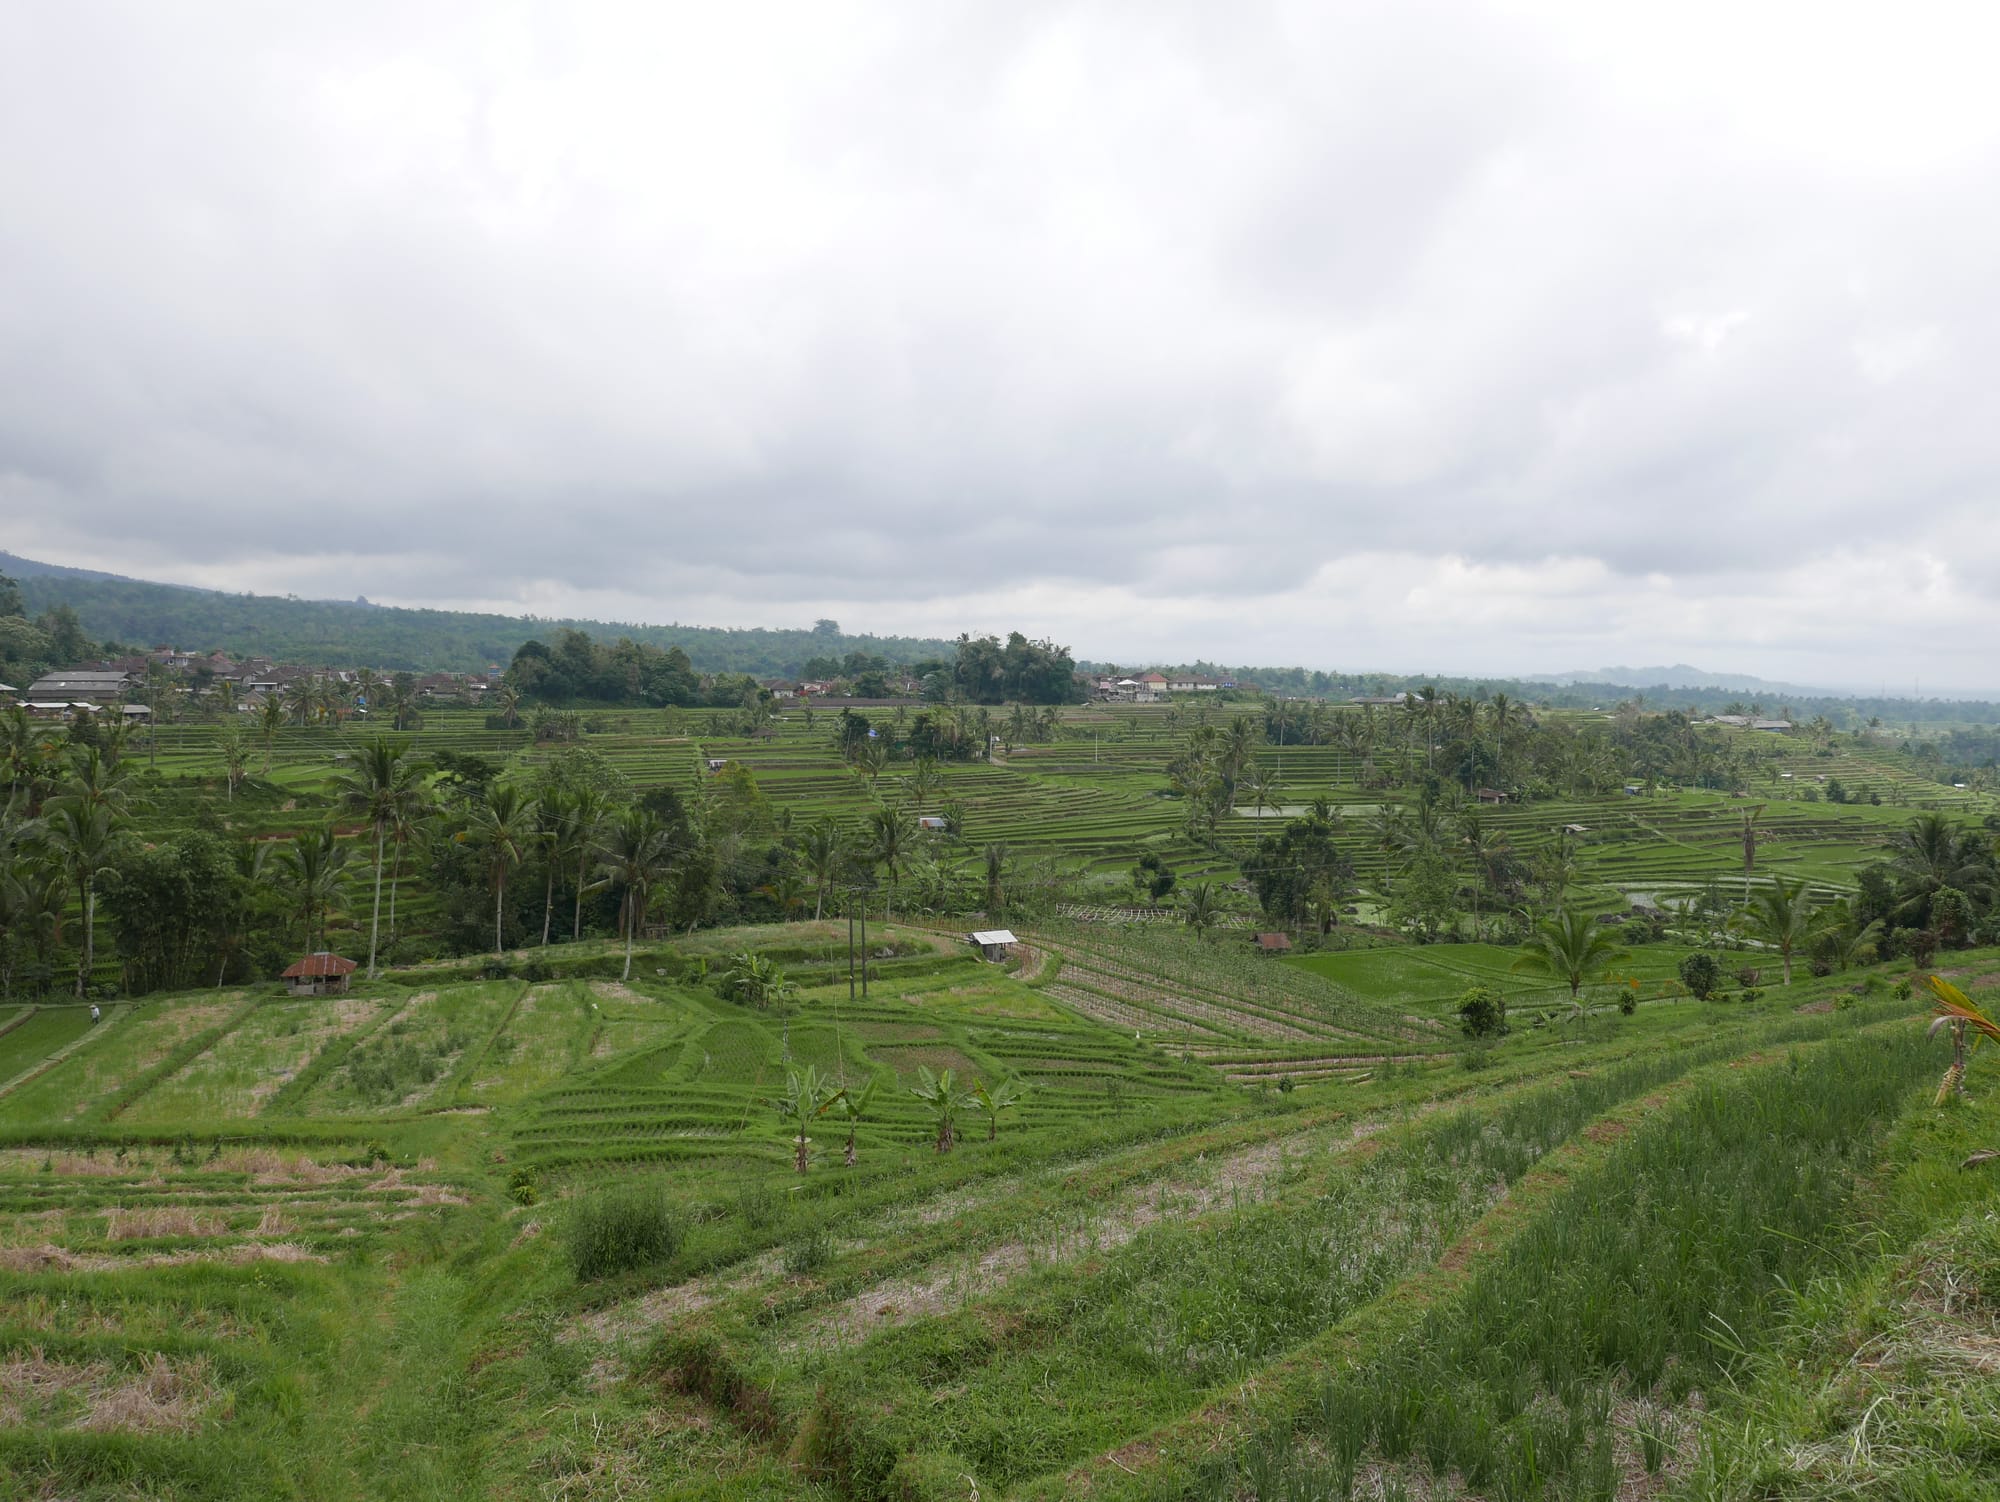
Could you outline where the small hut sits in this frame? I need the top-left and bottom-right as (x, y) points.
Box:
(1254, 932), (1292, 954)
(282, 952), (357, 996)
(968, 929), (1017, 962)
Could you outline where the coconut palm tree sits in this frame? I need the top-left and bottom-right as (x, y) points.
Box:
(595, 806), (669, 980)
(336, 736), (414, 978)
(970, 1077), (1026, 1141)
(42, 803), (122, 997)
(772, 1066), (844, 1173)
(532, 787), (576, 947)
(1239, 763), (1280, 823)
(907, 757), (942, 811)
(868, 805), (912, 922)
(1812, 899), (1882, 972)
(1182, 880), (1221, 934)
(1740, 875), (1814, 985)
(461, 784), (538, 958)
(563, 786), (612, 941)
(1511, 908), (1628, 1016)
(982, 841), (1010, 920)
(217, 723), (251, 801)
(256, 696), (288, 774)
(277, 824), (349, 954)
(1886, 812), (1994, 922)
(796, 821), (844, 922)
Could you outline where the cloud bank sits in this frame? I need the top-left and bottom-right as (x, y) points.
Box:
(3, 1), (1999, 687)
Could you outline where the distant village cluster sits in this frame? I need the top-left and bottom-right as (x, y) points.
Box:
(8, 646), (503, 720)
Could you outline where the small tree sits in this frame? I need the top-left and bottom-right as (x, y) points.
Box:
(772, 1066), (844, 1174)
(1457, 985), (1508, 1038)
(1511, 909), (1628, 1016)
(1677, 951), (1722, 1001)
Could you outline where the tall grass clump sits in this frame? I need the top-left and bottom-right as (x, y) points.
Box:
(565, 1180), (680, 1280)
(1204, 1028), (1935, 1502)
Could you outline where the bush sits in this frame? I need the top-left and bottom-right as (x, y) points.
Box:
(566, 1182), (680, 1280)
(1735, 965), (1762, 989)
(1677, 952), (1722, 1000)
(1457, 985), (1508, 1038)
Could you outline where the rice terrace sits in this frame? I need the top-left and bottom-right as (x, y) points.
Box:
(2, 582), (1999, 1502)
(10, 5), (2000, 1495)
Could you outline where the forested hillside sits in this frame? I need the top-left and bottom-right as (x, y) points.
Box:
(13, 569), (955, 677)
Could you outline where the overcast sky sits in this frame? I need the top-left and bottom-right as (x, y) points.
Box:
(4, 2), (1999, 689)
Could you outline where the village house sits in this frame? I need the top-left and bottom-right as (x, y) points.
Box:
(24, 669), (134, 704)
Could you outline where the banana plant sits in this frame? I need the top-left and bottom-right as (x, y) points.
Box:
(771, 1066), (845, 1174)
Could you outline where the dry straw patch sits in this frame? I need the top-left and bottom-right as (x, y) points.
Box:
(104, 1207), (227, 1241)
(0, 1349), (218, 1434)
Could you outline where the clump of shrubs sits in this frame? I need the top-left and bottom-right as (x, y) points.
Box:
(1678, 952), (1721, 1000)
(566, 1181), (680, 1280)
(1457, 985), (1508, 1038)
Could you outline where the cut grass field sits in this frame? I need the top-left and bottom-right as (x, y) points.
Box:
(0, 914), (1991, 1500)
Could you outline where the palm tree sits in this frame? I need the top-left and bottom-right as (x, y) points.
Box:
(1511, 909), (1628, 1015)
(256, 696), (287, 774)
(277, 825), (349, 953)
(796, 821), (844, 922)
(596, 807), (670, 980)
(1812, 899), (1882, 972)
(982, 842), (1010, 919)
(868, 805), (912, 922)
(42, 805), (121, 996)
(283, 677), (316, 727)
(1239, 763), (1280, 822)
(907, 757), (942, 811)
(336, 736), (413, 979)
(970, 1077), (1026, 1141)
(566, 786), (612, 941)
(1741, 875), (1814, 985)
(461, 784), (538, 958)
(1886, 812), (1994, 922)
(386, 677), (422, 735)
(50, 745), (135, 824)
(218, 723), (251, 800)
(1182, 880), (1221, 934)
(384, 781), (431, 946)
(834, 1076), (879, 1166)
(533, 787), (576, 947)
(909, 1064), (972, 1153)
(493, 685), (523, 730)
(772, 1066), (844, 1173)
(1738, 804), (1766, 904)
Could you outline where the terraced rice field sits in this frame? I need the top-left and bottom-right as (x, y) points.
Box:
(0, 905), (1991, 1496)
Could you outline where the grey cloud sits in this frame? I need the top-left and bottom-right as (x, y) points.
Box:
(5, 2), (2000, 683)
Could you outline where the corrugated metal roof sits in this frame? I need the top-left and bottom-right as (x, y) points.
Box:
(968, 929), (1017, 946)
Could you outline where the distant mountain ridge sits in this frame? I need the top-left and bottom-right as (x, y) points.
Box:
(1555, 663), (1837, 696)
(5, 553), (957, 678)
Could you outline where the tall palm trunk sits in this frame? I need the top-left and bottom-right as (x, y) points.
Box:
(367, 824), (385, 979)
(76, 878), (94, 998)
(622, 890), (636, 982)
(542, 864), (556, 946)
(574, 852), (589, 941)
(493, 874), (506, 957)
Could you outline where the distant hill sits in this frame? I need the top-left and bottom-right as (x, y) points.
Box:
(0, 550), (157, 586)
(7, 557), (957, 678)
(1557, 663), (1838, 697)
